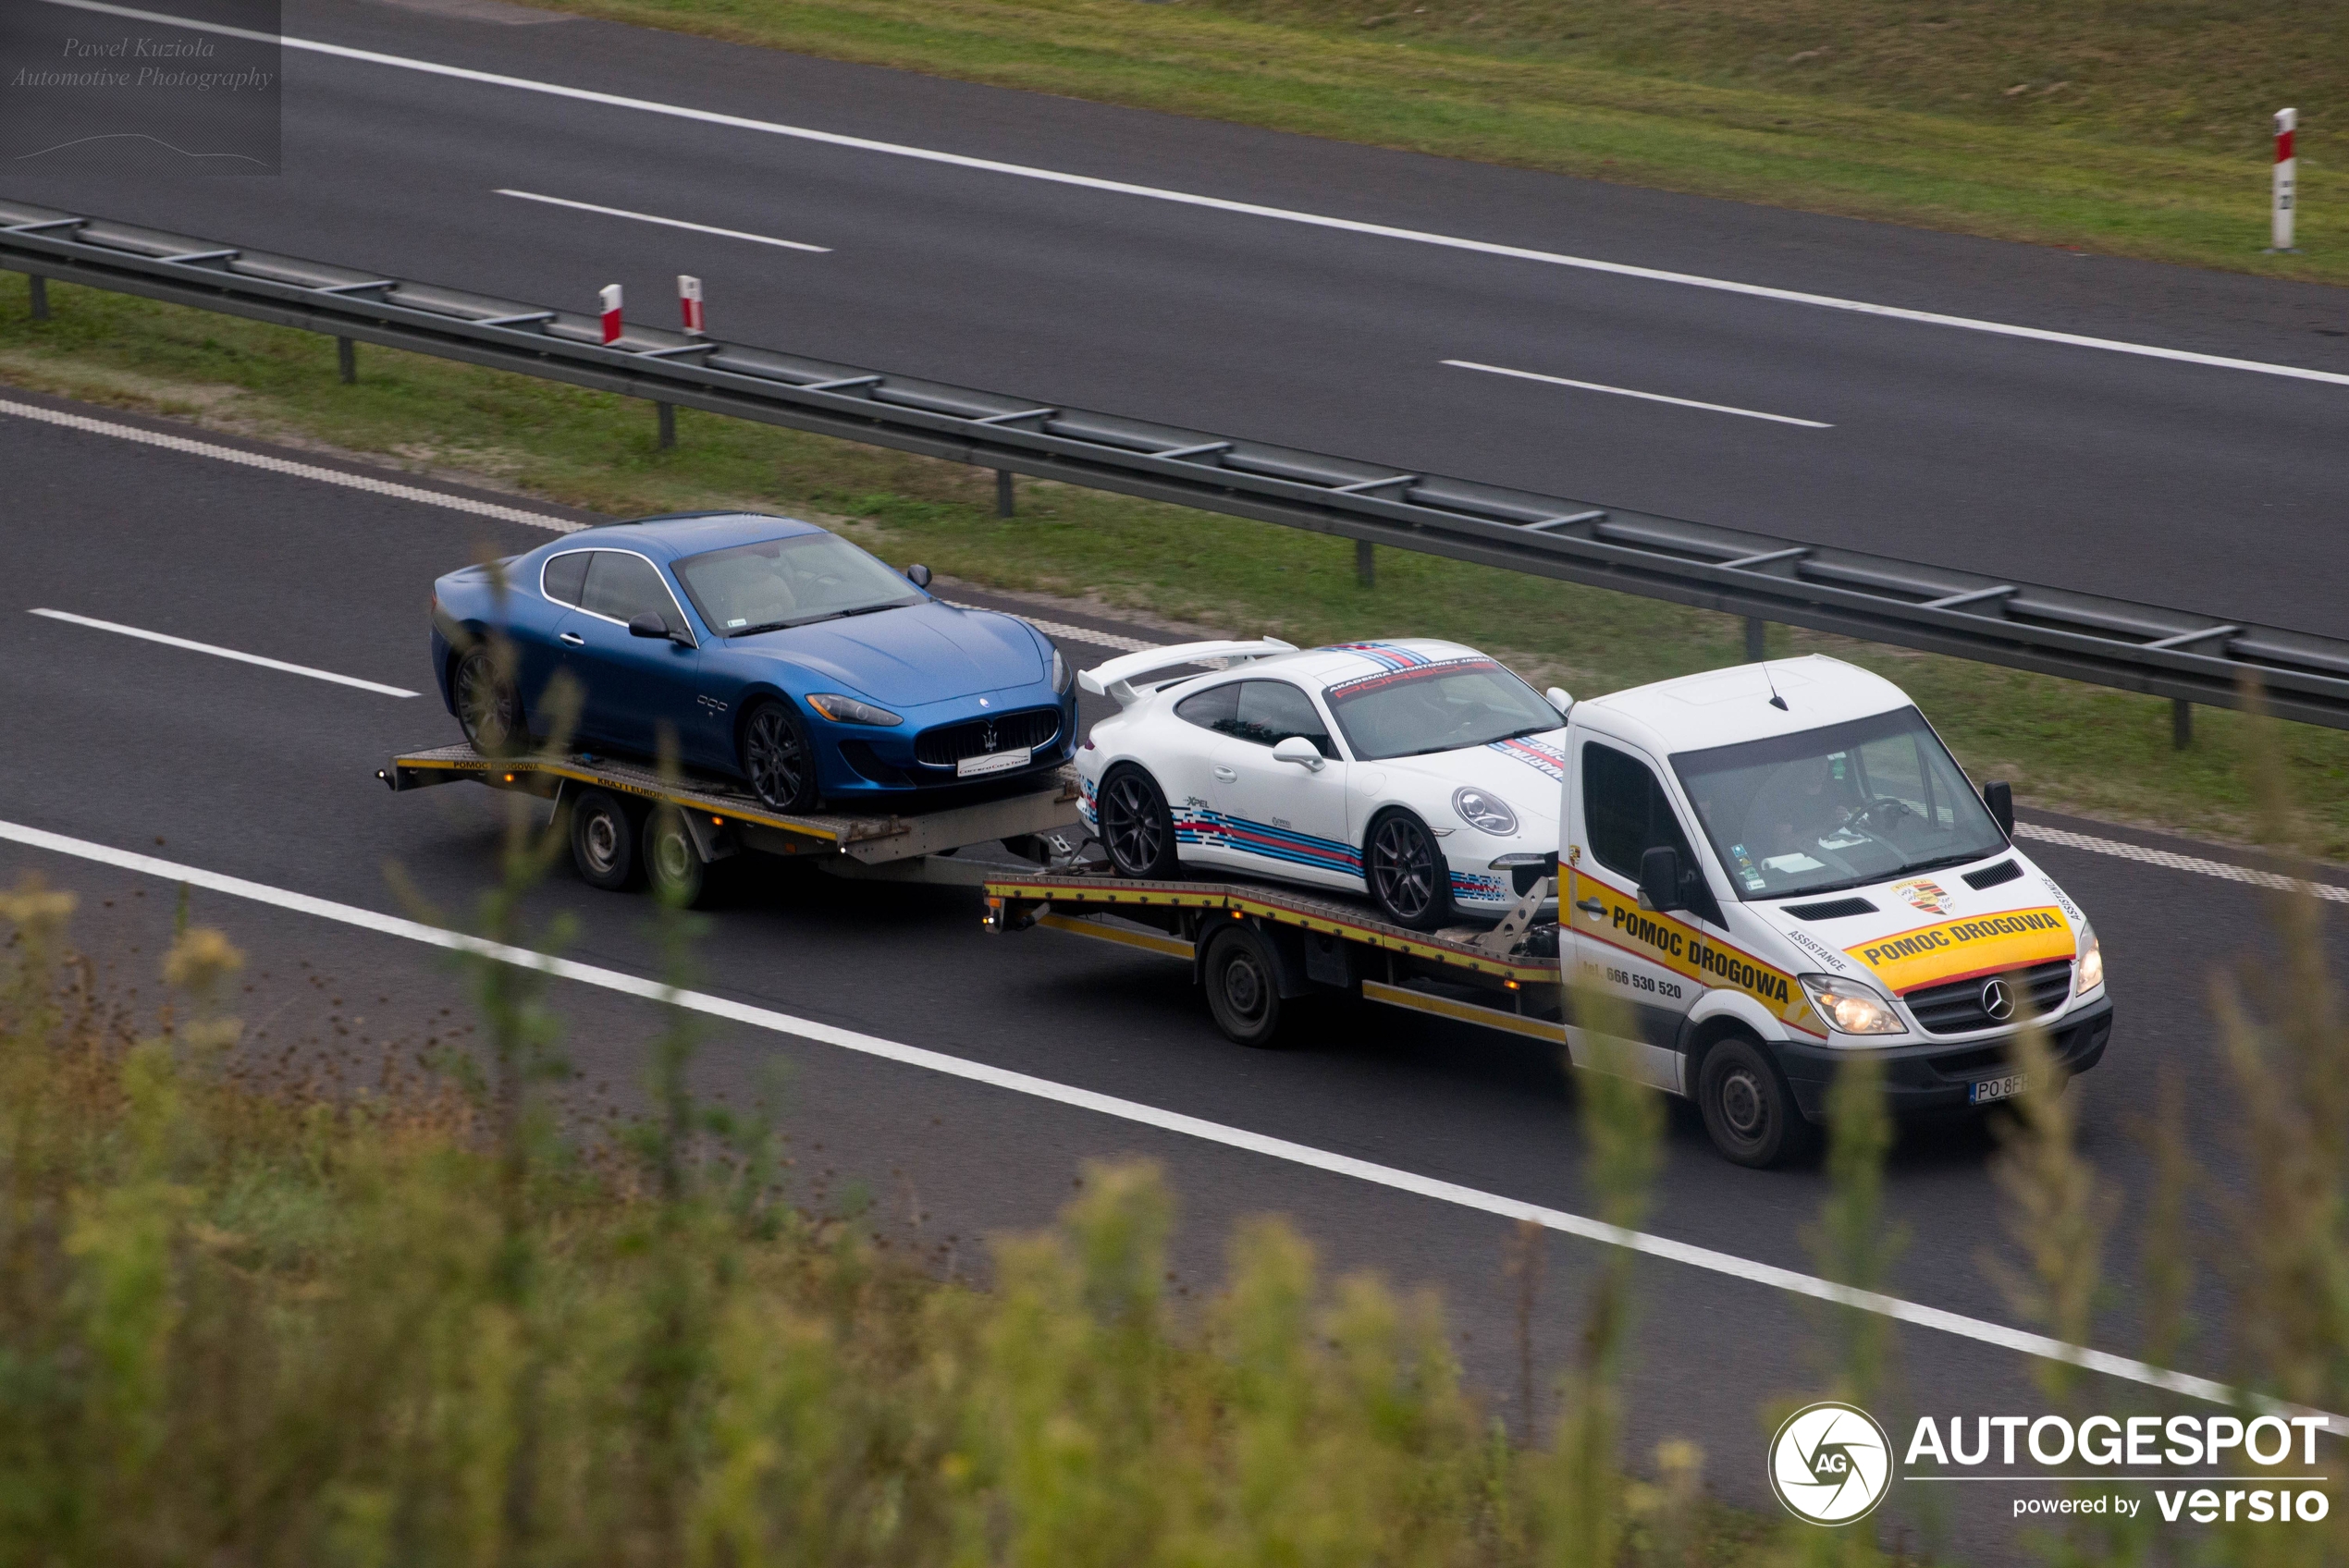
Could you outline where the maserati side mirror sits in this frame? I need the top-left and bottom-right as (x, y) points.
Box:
(904, 563), (933, 588)
(628, 613), (671, 640)
(1272, 735), (1326, 772)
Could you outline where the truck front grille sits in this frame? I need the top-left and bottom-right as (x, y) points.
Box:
(1906, 960), (2072, 1035)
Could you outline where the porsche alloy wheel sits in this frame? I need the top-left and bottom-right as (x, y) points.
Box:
(742, 702), (818, 813)
(1098, 766), (1179, 879)
(454, 647), (522, 756)
(1366, 810), (1452, 932)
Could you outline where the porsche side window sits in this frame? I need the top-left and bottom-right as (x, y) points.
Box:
(581, 552), (674, 627)
(1229, 681), (1337, 759)
(542, 552), (590, 607)
(1174, 683), (1239, 732)
(1583, 742), (1699, 884)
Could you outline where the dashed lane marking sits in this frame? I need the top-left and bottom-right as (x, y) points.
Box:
(496, 189), (831, 252)
(2015, 821), (2349, 904)
(0, 815), (2339, 1431)
(28, 608), (419, 697)
(1444, 360), (1834, 428)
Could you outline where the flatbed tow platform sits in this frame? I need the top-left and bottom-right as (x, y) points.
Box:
(981, 864), (1565, 1048)
(381, 741), (1083, 898)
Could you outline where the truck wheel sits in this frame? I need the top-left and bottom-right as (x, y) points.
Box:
(1203, 924), (1285, 1047)
(1696, 1035), (1815, 1169)
(1098, 766), (1180, 879)
(1365, 809), (1453, 932)
(643, 806), (708, 907)
(741, 701), (818, 813)
(569, 788), (640, 891)
(454, 646), (523, 756)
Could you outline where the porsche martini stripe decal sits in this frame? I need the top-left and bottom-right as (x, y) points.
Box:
(1175, 807), (1362, 876)
(1327, 641), (1433, 672)
(1844, 906), (2075, 994)
(1487, 736), (1567, 782)
(1569, 873), (1827, 1038)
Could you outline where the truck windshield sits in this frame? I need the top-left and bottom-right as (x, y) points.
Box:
(1323, 656), (1562, 760)
(1670, 705), (2008, 900)
(673, 533), (922, 635)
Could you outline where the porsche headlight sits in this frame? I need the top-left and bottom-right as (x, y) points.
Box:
(806, 693), (903, 726)
(1052, 647), (1072, 693)
(2076, 924), (2104, 993)
(1798, 974), (1905, 1036)
(1453, 787), (1519, 836)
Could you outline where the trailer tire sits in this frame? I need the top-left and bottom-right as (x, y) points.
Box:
(1098, 765), (1180, 879)
(643, 806), (708, 907)
(453, 645), (523, 756)
(569, 788), (641, 891)
(1364, 809), (1453, 932)
(741, 700), (819, 814)
(1203, 924), (1287, 1047)
(1695, 1034), (1814, 1169)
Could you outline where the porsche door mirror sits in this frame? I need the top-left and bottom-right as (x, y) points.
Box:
(1545, 686), (1574, 719)
(904, 563), (933, 588)
(628, 613), (672, 640)
(1638, 845), (1687, 913)
(1982, 778), (2015, 837)
(1272, 735), (1325, 772)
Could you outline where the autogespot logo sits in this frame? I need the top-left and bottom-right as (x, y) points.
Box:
(1770, 1402), (1895, 1525)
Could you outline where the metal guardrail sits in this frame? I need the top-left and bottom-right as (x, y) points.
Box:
(8, 197), (2347, 729)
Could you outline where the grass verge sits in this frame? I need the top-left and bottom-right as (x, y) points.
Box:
(9, 271), (2349, 857)
(522, 0), (2346, 288)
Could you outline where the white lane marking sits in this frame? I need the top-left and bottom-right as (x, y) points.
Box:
(1444, 359), (1833, 428)
(0, 398), (584, 533)
(34, 0), (2349, 393)
(28, 609), (420, 697)
(0, 816), (2336, 1430)
(2016, 820), (2349, 903)
(495, 189), (830, 252)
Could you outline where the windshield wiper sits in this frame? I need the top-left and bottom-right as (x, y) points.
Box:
(729, 600), (911, 636)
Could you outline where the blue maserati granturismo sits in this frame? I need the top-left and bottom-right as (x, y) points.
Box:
(428, 512), (1076, 812)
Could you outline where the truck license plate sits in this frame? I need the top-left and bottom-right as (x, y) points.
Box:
(957, 746), (1031, 778)
(1971, 1072), (2027, 1106)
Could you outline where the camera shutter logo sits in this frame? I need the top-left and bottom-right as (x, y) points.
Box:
(1768, 1402), (1894, 1525)
(1980, 977), (2014, 1022)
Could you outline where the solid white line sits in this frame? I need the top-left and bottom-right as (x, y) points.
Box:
(495, 189), (830, 252)
(28, 609), (420, 697)
(33, 0), (2349, 392)
(1444, 359), (1832, 428)
(0, 398), (584, 533)
(0, 815), (2336, 1431)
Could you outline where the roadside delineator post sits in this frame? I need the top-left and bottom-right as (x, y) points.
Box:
(2270, 108), (2298, 253)
(599, 283), (623, 345)
(679, 274), (705, 337)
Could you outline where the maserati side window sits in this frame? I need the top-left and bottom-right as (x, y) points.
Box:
(581, 552), (678, 628)
(541, 551), (590, 606)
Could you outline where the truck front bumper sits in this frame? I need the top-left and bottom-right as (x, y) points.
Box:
(1774, 995), (2113, 1121)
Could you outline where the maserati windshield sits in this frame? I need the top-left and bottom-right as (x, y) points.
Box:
(674, 533), (922, 635)
(1324, 658), (1561, 760)
(1671, 705), (2008, 901)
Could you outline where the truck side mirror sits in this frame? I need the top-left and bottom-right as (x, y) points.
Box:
(1982, 779), (2014, 837)
(904, 563), (933, 588)
(1638, 845), (1687, 913)
(1272, 735), (1325, 772)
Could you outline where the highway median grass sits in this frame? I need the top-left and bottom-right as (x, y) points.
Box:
(517, 0), (2349, 288)
(8, 272), (2349, 857)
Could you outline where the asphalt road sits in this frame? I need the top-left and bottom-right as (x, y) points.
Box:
(5, 390), (2344, 1558)
(6, 0), (2348, 640)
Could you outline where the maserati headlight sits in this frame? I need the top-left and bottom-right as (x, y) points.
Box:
(2076, 924), (2104, 993)
(806, 693), (903, 726)
(1453, 787), (1519, 836)
(1798, 974), (1905, 1036)
(1052, 647), (1072, 693)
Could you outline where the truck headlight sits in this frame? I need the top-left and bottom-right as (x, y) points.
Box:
(1052, 647), (1072, 693)
(1798, 974), (1905, 1035)
(806, 693), (903, 726)
(2076, 925), (2104, 992)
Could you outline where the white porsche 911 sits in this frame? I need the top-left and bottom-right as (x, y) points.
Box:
(1075, 637), (1573, 930)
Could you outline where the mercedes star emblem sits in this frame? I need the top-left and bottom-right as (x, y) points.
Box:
(1981, 977), (2014, 1022)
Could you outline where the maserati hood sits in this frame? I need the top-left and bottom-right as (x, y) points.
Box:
(1751, 856), (2082, 997)
(735, 601), (1045, 704)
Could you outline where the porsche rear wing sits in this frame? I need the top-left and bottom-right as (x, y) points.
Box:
(1077, 638), (1297, 706)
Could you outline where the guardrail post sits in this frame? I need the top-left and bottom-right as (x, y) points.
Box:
(995, 469), (1015, 518)
(658, 401), (676, 449)
(1745, 617), (1766, 661)
(1356, 538), (1375, 588)
(27, 274), (47, 321)
(2173, 698), (2193, 749)
(337, 337), (355, 384)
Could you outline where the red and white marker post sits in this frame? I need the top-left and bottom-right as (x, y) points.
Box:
(599, 283), (624, 344)
(2272, 108), (2298, 252)
(678, 274), (705, 337)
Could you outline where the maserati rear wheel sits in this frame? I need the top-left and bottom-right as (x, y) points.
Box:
(1365, 809), (1453, 931)
(453, 646), (523, 756)
(1098, 766), (1179, 879)
(741, 701), (819, 813)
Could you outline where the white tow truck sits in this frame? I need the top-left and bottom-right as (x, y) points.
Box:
(987, 654), (2110, 1167)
